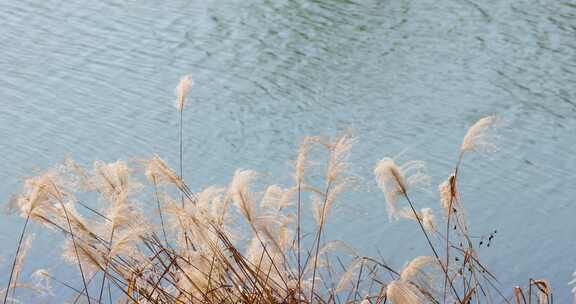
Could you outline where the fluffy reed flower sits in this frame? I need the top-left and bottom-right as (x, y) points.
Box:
(319, 240), (359, 258)
(277, 214), (293, 250)
(311, 182), (346, 226)
(176, 260), (214, 298)
(400, 256), (436, 282)
(109, 225), (148, 258)
(245, 236), (264, 265)
(195, 186), (227, 225)
(244, 236), (286, 288)
(92, 162), (144, 248)
(176, 74), (193, 112)
(93, 160), (138, 201)
(326, 134), (354, 183)
(374, 158), (429, 219)
(260, 185), (285, 211)
(460, 115), (498, 154)
(311, 196), (324, 227)
(144, 155), (183, 189)
(11, 170), (93, 239)
(228, 169), (258, 222)
(438, 176), (453, 216)
(399, 208), (436, 233)
(439, 174), (468, 230)
(294, 142), (309, 183)
(386, 280), (425, 304)
(105, 195), (134, 230)
(253, 212), (293, 254)
(420, 208), (435, 233)
(13, 171), (62, 218)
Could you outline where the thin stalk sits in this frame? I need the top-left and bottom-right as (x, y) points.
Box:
(297, 180), (302, 298)
(44, 179), (91, 303)
(401, 190), (462, 303)
(179, 109), (184, 208)
(444, 157), (462, 303)
(3, 211), (31, 304)
(309, 181), (333, 301)
(152, 180), (170, 246)
(59, 201), (92, 304)
(73, 271), (100, 304)
(353, 260), (365, 301)
(107, 281), (112, 304)
(46, 272), (102, 303)
(98, 226), (116, 303)
(178, 106), (193, 259)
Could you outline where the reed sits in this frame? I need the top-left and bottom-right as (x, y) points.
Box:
(2, 78), (552, 303)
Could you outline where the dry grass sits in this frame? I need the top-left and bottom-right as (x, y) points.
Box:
(2, 77), (552, 304)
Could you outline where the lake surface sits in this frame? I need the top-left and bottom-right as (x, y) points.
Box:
(1, 0), (575, 301)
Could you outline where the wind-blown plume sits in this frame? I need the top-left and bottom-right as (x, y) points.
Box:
(144, 155), (184, 189)
(294, 138), (314, 183)
(374, 158), (429, 219)
(228, 169), (258, 222)
(92, 160), (138, 200)
(400, 256), (436, 282)
(460, 115), (498, 155)
(399, 208), (436, 233)
(260, 185), (285, 211)
(386, 280), (426, 304)
(326, 134), (354, 183)
(438, 176), (454, 216)
(13, 171), (63, 219)
(176, 74), (193, 112)
(310, 182), (346, 227)
(438, 174), (469, 232)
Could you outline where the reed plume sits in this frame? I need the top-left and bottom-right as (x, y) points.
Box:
(400, 256), (436, 282)
(399, 208), (436, 233)
(460, 115), (498, 155)
(374, 158), (429, 220)
(176, 74), (193, 113)
(386, 280), (426, 304)
(144, 155), (185, 189)
(438, 175), (454, 216)
(228, 169), (258, 223)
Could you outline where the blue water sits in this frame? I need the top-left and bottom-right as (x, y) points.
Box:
(0, 0), (575, 302)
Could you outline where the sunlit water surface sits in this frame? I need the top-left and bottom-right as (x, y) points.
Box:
(1, 0), (575, 301)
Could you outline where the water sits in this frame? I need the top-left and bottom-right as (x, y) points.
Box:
(0, 0), (575, 301)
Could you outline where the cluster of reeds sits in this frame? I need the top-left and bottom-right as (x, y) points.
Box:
(2, 76), (553, 303)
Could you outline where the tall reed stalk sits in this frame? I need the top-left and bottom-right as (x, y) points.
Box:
(3, 210), (31, 304)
